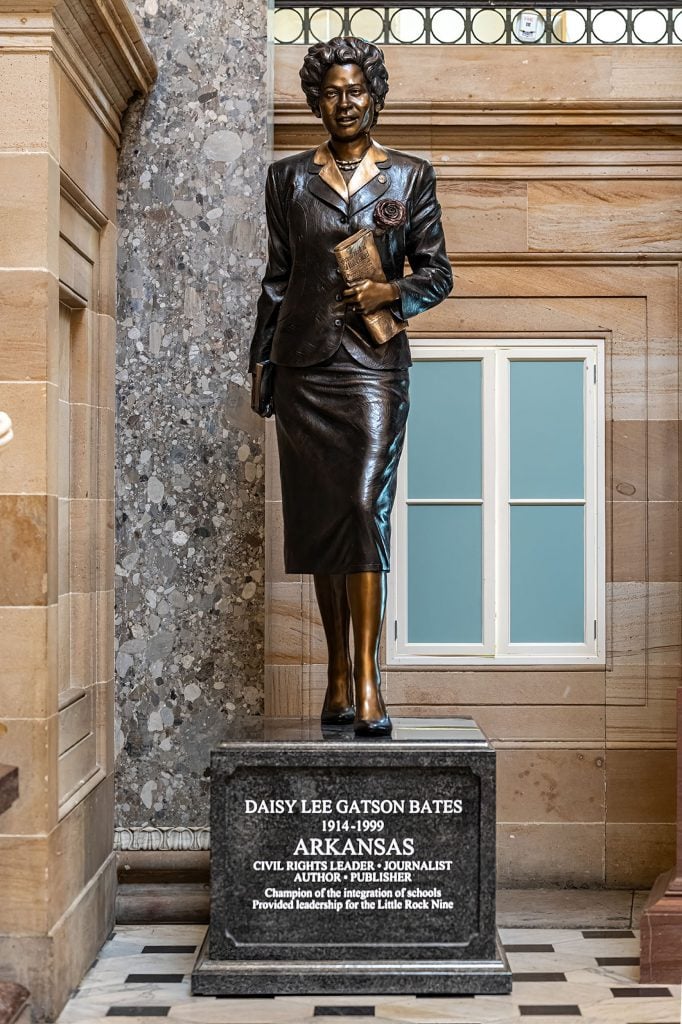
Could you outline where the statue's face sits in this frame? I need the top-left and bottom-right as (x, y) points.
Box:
(318, 62), (375, 142)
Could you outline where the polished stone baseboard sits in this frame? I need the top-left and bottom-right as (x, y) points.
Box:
(640, 867), (682, 983)
(191, 931), (512, 996)
(498, 887), (648, 930)
(115, 865), (649, 931)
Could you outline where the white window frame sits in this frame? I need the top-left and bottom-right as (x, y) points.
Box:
(388, 337), (605, 666)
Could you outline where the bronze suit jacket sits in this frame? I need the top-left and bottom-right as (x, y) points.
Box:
(248, 139), (453, 372)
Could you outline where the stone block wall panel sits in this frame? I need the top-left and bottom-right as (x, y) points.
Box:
(266, 43), (682, 889)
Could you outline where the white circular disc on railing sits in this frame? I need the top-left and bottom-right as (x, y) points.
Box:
(0, 412), (14, 449)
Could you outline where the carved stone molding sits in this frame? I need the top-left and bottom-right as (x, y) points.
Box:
(276, 100), (682, 135)
(0, 0), (156, 143)
(275, 44), (682, 132)
(115, 826), (211, 851)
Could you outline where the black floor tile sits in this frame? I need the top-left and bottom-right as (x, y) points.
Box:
(505, 945), (555, 953)
(596, 956), (640, 966)
(313, 1009), (375, 1018)
(124, 974), (185, 984)
(106, 1009), (171, 1018)
(611, 987), (672, 997)
(513, 973), (567, 982)
(519, 1008), (580, 1017)
(582, 930), (635, 939)
(141, 945), (197, 954)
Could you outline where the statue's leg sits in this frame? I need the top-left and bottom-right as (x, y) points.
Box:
(346, 570), (392, 736)
(313, 573), (354, 724)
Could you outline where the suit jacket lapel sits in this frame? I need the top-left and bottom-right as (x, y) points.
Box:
(307, 139), (393, 218)
(307, 172), (348, 215)
(348, 140), (392, 218)
(307, 142), (348, 215)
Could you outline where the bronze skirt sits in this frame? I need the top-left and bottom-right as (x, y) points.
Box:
(273, 348), (409, 575)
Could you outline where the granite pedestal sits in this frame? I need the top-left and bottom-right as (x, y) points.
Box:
(640, 687), (682, 982)
(192, 717), (511, 995)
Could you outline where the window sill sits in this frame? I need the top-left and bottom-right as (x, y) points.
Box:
(385, 658), (607, 670)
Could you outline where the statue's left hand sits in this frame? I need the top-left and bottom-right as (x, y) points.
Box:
(343, 279), (399, 315)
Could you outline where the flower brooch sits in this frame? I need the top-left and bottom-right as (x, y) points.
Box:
(374, 198), (407, 232)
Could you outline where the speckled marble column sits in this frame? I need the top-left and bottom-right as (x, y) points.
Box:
(115, 0), (270, 827)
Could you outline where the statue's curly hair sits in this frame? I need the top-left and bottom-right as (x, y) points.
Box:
(299, 37), (389, 127)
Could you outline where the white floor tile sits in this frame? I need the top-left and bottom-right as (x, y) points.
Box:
(55, 926), (681, 1024)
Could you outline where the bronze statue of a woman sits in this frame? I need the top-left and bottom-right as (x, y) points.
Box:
(250, 37), (452, 736)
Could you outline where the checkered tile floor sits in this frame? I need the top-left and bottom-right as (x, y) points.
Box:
(56, 925), (681, 1023)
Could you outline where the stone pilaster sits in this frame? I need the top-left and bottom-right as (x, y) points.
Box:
(0, 2), (154, 1017)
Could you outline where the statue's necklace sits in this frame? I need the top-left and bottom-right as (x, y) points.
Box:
(332, 142), (369, 172)
(335, 157), (362, 171)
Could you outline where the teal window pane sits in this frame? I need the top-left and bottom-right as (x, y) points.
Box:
(408, 360), (482, 499)
(408, 505), (482, 643)
(510, 505), (584, 643)
(510, 360), (584, 499)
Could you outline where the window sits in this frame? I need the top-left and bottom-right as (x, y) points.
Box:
(389, 338), (605, 665)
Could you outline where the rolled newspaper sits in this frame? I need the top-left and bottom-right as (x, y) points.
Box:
(333, 229), (405, 346)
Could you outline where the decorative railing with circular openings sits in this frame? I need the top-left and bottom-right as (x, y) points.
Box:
(273, 3), (682, 46)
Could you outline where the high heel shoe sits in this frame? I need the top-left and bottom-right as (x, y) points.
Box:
(321, 704), (355, 725)
(353, 677), (392, 737)
(321, 668), (355, 725)
(353, 713), (392, 738)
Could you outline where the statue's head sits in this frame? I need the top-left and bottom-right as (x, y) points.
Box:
(300, 37), (389, 130)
